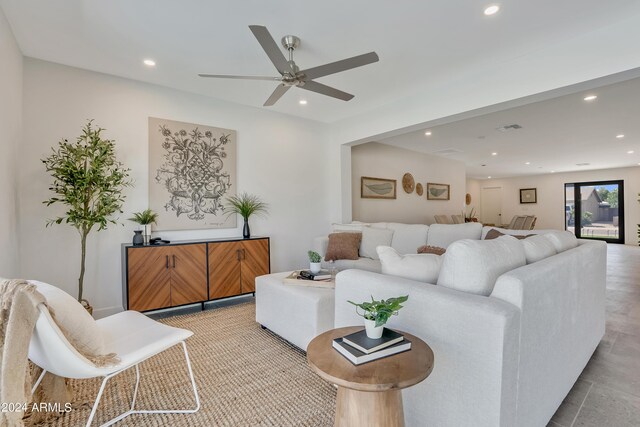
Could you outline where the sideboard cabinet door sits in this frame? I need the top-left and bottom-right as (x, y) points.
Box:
(209, 241), (242, 299)
(127, 246), (171, 311)
(170, 243), (208, 307)
(241, 239), (270, 293)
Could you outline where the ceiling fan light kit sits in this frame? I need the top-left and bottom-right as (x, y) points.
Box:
(199, 25), (379, 106)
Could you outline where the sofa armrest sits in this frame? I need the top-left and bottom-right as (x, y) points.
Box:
(312, 236), (329, 258)
(490, 241), (606, 426)
(334, 269), (520, 427)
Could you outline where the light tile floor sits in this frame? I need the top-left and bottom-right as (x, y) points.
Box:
(548, 243), (640, 427)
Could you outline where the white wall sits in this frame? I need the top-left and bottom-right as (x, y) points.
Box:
(0, 10), (21, 278)
(475, 167), (640, 244)
(20, 58), (331, 316)
(351, 142), (465, 224)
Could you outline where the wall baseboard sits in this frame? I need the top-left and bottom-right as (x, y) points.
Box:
(93, 305), (123, 319)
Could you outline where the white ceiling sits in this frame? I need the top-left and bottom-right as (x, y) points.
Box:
(379, 76), (640, 179)
(2, 0), (640, 123)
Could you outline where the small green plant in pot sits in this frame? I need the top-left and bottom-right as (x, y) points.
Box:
(129, 209), (158, 245)
(225, 192), (268, 239)
(308, 250), (322, 274)
(348, 295), (409, 339)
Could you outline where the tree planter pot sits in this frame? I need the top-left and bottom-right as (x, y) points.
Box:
(364, 319), (384, 339)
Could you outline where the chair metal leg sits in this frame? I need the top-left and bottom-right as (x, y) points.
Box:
(86, 341), (200, 427)
(31, 369), (47, 396)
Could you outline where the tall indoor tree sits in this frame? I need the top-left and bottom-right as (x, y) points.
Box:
(42, 120), (131, 308)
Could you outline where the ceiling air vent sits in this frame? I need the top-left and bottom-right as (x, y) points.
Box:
(431, 148), (463, 156)
(496, 124), (523, 132)
(576, 163), (590, 166)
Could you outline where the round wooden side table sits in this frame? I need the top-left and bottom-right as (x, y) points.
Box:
(307, 326), (434, 427)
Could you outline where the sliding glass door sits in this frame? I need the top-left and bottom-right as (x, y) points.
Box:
(565, 180), (624, 244)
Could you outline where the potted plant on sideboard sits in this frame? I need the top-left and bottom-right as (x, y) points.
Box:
(129, 209), (158, 245)
(348, 295), (409, 339)
(225, 192), (269, 239)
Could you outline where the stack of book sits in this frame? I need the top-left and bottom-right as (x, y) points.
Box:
(332, 328), (411, 365)
(297, 270), (332, 281)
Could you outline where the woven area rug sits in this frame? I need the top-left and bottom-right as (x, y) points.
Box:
(32, 302), (336, 426)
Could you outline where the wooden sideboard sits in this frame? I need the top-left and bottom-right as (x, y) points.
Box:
(122, 237), (270, 312)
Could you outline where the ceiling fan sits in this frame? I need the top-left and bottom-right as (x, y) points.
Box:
(199, 25), (379, 106)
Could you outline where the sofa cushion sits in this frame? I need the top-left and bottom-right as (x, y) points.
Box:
(485, 229), (534, 240)
(417, 245), (446, 255)
(332, 222), (369, 232)
(522, 234), (557, 264)
(325, 232), (362, 261)
(377, 246), (442, 283)
(387, 223), (430, 254)
(427, 223), (483, 248)
(360, 227), (395, 260)
(30, 280), (107, 356)
(544, 231), (578, 253)
(321, 257), (381, 273)
(437, 235), (527, 296)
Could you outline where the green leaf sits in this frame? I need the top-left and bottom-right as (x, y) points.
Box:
(347, 295), (409, 326)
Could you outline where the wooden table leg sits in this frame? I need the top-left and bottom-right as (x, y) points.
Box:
(335, 386), (404, 427)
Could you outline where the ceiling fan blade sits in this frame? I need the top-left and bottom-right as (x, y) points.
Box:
(198, 74), (281, 81)
(264, 84), (291, 106)
(299, 81), (354, 101)
(300, 52), (379, 80)
(249, 25), (293, 76)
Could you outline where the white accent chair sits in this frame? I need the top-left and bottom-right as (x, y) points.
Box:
(29, 305), (200, 427)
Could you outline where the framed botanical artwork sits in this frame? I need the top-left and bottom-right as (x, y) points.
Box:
(426, 183), (450, 200)
(361, 176), (397, 199)
(520, 188), (537, 204)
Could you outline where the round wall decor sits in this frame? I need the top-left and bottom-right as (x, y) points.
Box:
(402, 173), (415, 193)
(416, 183), (424, 196)
(465, 193), (472, 205)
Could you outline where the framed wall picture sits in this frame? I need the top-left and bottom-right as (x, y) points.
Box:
(426, 183), (450, 200)
(361, 176), (397, 199)
(520, 188), (537, 204)
(149, 117), (237, 231)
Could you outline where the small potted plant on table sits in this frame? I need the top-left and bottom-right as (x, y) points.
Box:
(348, 295), (409, 339)
(308, 250), (322, 274)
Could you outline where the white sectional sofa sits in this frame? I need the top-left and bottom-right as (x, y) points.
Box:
(333, 234), (606, 427)
(257, 222), (606, 426)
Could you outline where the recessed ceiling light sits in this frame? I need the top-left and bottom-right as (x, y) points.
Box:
(299, 99), (307, 105)
(484, 5), (500, 15)
(616, 134), (625, 139)
(143, 59), (156, 67)
(424, 131), (432, 136)
(551, 170), (556, 173)
(583, 95), (597, 101)
(491, 152), (498, 156)
(627, 150), (634, 154)
(487, 176), (492, 179)
(525, 161), (531, 165)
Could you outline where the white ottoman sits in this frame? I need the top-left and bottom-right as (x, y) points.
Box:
(255, 271), (335, 351)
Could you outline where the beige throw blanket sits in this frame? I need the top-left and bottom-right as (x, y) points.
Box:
(0, 279), (70, 426)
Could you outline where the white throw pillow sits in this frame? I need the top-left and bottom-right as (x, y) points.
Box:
(437, 235), (527, 296)
(30, 280), (107, 356)
(427, 223), (483, 248)
(522, 234), (557, 264)
(386, 223), (430, 255)
(360, 227), (395, 260)
(377, 246), (442, 283)
(543, 231), (578, 253)
(332, 222), (370, 232)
